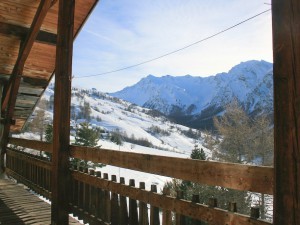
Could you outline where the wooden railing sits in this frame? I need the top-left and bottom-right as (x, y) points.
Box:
(6, 148), (52, 199)
(7, 137), (273, 225)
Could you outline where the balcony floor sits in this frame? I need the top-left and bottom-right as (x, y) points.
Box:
(0, 178), (81, 225)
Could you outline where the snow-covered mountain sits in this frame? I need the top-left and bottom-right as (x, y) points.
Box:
(29, 85), (210, 158)
(19, 86), (212, 190)
(111, 60), (273, 128)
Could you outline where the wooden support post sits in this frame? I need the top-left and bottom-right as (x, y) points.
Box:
(51, 0), (75, 223)
(191, 195), (201, 225)
(119, 177), (129, 225)
(272, 0), (300, 224)
(129, 179), (138, 225)
(150, 185), (160, 225)
(139, 182), (149, 225)
(175, 190), (186, 225)
(162, 187), (171, 225)
(111, 175), (120, 225)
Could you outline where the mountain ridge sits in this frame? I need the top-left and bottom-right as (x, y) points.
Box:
(111, 60), (273, 129)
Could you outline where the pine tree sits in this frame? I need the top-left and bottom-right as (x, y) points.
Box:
(190, 145), (206, 160)
(75, 122), (101, 147)
(45, 124), (53, 143)
(73, 122), (104, 168)
(44, 124), (53, 159)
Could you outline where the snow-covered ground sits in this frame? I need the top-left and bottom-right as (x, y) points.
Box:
(18, 85), (211, 191)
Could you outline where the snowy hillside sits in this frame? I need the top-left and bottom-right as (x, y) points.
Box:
(17, 85), (212, 190)
(111, 60), (273, 128)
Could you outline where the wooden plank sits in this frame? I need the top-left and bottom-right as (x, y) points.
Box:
(71, 146), (274, 194)
(1, 0), (52, 112)
(7, 148), (51, 170)
(0, 21), (57, 45)
(272, 0), (300, 224)
(51, 0), (75, 223)
(8, 137), (273, 194)
(0, 178), (81, 224)
(72, 171), (272, 225)
(9, 137), (52, 153)
(1, 0), (52, 170)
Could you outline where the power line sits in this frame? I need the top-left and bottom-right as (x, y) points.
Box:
(74, 9), (271, 79)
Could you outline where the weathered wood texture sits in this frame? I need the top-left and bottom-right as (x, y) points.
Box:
(51, 0), (74, 223)
(6, 148), (52, 199)
(0, 0), (98, 133)
(1, 0), (52, 172)
(72, 170), (272, 225)
(71, 145), (273, 194)
(272, 0), (300, 224)
(9, 137), (52, 152)
(0, 21), (57, 45)
(1, 0), (52, 113)
(8, 138), (274, 194)
(0, 178), (81, 225)
(5, 139), (274, 224)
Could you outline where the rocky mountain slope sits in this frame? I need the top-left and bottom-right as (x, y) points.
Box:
(111, 60), (273, 128)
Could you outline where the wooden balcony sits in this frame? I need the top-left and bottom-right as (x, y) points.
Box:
(0, 0), (299, 224)
(3, 137), (273, 225)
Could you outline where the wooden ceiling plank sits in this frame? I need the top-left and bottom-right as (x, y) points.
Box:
(1, 0), (53, 170)
(2, 0), (53, 113)
(0, 22), (57, 45)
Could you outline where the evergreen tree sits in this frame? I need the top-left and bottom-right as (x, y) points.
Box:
(75, 122), (101, 147)
(73, 122), (104, 168)
(45, 124), (53, 143)
(191, 145), (206, 160)
(44, 124), (53, 159)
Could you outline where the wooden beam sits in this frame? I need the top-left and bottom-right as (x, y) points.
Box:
(272, 0), (300, 224)
(1, 0), (52, 113)
(9, 138), (52, 153)
(0, 22), (57, 45)
(0, 0), (52, 171)
(70, 145), (274, 194)
(51, 0), (75, 223)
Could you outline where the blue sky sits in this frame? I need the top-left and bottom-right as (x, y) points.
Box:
(72, 0), (272, 92)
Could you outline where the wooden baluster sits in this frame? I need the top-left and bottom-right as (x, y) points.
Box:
(72, 166), (79, 217)
(78, 167), (84, 220)
(139, 182), (149, 225)
(150, 185), (160, 225)
(103, 173), (111, 223)
(41, 166), (45, 190)
(119, 177), (128, 225)
(191, 195), (201, 225)
(45, 168), (48, 193)
(208, 198), (217, 208)
(228, 202), (237, 212)
(175, 190), (186, 225)
(129, 179), (138, 225)
(95, 171), (103, 221)
(111, 175), (120, 225)
(34, 158), (38, 187)
(89, 169), (96, 218)
(83, 168), (91, 224)
(162, 187), (171, 225)
(250, 207), (260, 219)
